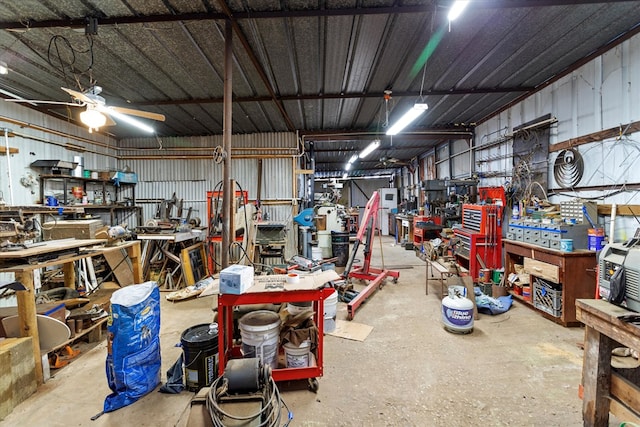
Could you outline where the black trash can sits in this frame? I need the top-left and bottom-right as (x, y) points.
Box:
(331, 231), (350, 267)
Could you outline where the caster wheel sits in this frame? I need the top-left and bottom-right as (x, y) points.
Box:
(392, 278), (398, 284)
(308, 378), (319, 393)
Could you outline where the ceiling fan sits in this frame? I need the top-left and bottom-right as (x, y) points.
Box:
(376, 156), (409, 168)
(5, 86), (165, 133)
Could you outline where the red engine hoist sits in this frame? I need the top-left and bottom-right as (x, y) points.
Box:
(343, 191), (400, 320)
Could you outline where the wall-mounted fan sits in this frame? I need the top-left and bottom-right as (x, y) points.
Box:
(6, 86), (165, 133)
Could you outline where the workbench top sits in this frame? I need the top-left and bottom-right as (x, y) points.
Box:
(0, 238), (106, 260)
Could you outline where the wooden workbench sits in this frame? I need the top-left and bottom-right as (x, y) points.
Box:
(138, 231), (204, 288)
(0, 239), (142, 385)
(576, 299), (640, 426)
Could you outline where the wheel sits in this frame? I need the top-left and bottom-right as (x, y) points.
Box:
(308, 378), (319, 393)
(392, 278), (398, 284)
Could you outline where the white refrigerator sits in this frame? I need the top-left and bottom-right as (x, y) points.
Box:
(377, 188), (397, 236)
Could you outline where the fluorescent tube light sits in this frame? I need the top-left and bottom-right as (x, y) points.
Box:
(348, 154), (358, 164)
(103, 108), (154, 133)
(342, 173), (348, 179)
(359, 139), (380, 159)
(386, 103), (428, 136)
(345, 162), (352, 171)
(0, 62), (8, 75)
(448, 0), (470, 21)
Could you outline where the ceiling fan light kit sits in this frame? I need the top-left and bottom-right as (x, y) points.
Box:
(80, 108), (107, 132)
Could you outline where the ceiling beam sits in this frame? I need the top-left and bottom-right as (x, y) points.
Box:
(135, 87), (533, 106)
(0, 1), (630, 30)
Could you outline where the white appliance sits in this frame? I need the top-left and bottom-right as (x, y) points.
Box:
(377, 188), (397, 236)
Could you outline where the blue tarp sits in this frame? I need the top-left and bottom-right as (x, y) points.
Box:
(474, 287), (513, 315)
(104, 281), (161, 412)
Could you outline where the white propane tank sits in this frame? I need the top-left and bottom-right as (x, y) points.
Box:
(442, 285), (474, 334)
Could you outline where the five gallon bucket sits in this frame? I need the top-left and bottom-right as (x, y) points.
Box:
(239, 310), (281, 369)
(287, 301), (313, 316)
(284, 340), (311, 368)
(181, 323), (219, 392)
(331, 231), (350, 267)
(323, 290), (338, 333)
(588, 228), (605, 251)
(311, 246), (323, 262)
(560, 239), (573, 252)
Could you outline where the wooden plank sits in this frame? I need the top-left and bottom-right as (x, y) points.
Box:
(610, 398), (640, 426)
(14, 272), (43, 385)
(581, 326), (613, 427)
(549, 120), (640, 152)
(0, 238), (105, 259)
(611, 372), (640, 418)
(0, 147), (19, 155)
(598, 204), (640, 217)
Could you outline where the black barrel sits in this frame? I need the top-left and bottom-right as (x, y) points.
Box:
(331, 231), (350, 267)
(181, 323), (219, 392)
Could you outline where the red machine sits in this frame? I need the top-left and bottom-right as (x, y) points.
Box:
(343, 191), (400, 320)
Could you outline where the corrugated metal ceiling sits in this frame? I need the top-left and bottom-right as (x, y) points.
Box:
(0, 0), (639, 176)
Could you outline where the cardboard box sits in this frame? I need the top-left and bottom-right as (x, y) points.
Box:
(220, 265), (254, 294)
(43, 219), (104, 240)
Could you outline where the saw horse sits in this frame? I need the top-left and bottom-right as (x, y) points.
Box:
(343, 191), (399, 320)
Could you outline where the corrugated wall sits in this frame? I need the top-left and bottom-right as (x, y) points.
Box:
(474, 32), (640, 240)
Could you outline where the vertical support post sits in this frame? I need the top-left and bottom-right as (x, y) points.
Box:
(221, 19), (233, 269)
(15, 271), (43, 384)
(581, 326), (613, 427)
(63, 262), (75, 288)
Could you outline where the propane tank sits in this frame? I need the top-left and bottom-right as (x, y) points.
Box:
(442, 285), (474, 334)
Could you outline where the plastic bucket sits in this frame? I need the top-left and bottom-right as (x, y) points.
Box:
(284, 340), (311, 368)
(588, 228), (605, 251)
(287, 301), (313, 316)
(181, 323), (219, 392)
(560, 239), (573, 252)
(323, 290), (338, 333)
(331, 231), (350, 267)
(478, 268), (491, 283)
(311, 246), (323, 261)
(239, 310), (280, 369)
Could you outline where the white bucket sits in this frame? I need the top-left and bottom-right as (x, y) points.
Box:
(284, 340), (311, 368)
(239, 310), (281, 369)
(323, 290), (338, 333)
(287, 301), (313, 316)
(311, 246), (323, 261)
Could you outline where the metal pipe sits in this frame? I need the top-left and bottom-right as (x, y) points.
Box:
(3, 128), (14, 204)
(221, 19), (233, 269)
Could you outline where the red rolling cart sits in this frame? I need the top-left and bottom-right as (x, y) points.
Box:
(217, 287), (334, 391)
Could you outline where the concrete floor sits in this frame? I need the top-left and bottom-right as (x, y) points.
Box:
(0, 236), (613, 426)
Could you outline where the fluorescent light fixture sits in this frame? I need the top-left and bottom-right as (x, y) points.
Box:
(103, 108), (154, 133)
(80, 109), (107, 132)
(386, 103), (428, 136)
(0, 61), (8, 75)
(342, 173), (348, 179)
(345, 162), (352, 171)
(348, 154), (358, 164)
(448, 0), (470, 21)
(359, 139), (380, 159)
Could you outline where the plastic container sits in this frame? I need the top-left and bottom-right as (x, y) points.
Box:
(239, 310), (281, 369)
(311, 246), (323, 261)
(323, 289), (338, 333)
(442, 286), (474, 334)
(478, 268), (491, 283)
(181, 323), (219, 392)
(283, 340), (311, 368)
(560, 239), (573, 252)
(588, 228), (605, 251)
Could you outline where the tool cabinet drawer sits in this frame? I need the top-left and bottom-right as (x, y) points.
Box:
(524, 257), (560, 283)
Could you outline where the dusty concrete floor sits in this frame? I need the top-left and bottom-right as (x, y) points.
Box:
(0, 236), (616, 426)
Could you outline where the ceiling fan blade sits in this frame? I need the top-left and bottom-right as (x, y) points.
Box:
(61, 87), (95, 104)
(103, 113), (117, 127)
(108, 106), (165, 122)
(4, 99), (82, 107)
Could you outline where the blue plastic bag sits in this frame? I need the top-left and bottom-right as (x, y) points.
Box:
(104, 281), (161, 412)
